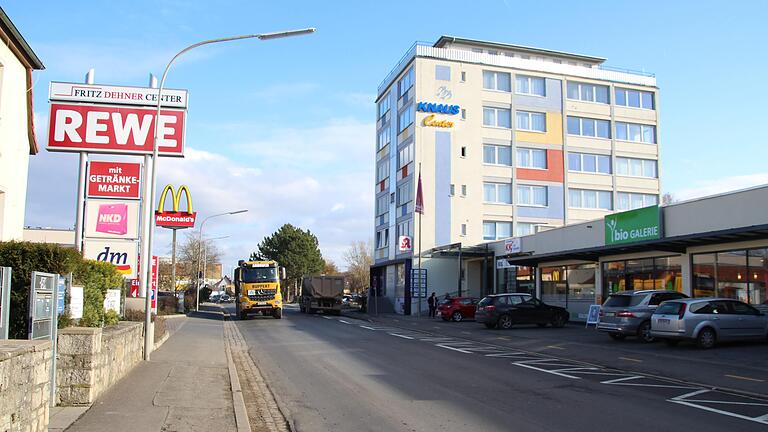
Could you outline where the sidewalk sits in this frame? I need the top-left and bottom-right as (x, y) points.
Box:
(58, 310), (242, 432)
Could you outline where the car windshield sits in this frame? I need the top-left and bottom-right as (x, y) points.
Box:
(439, 299), (453, 306)
(604, 294), (645, 307)
(241, 267), (278, 283)
(655, 302), (683, 315)
(478, 297), (494, 307)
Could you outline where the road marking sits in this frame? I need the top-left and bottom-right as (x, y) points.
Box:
(461, 331), (472, 335)
(436, 344), (474, 354)
(321, 316), (332, 320)
(543, 345), (565, 350)
(669, 389), (768, 425)
(359, 325), (377, 330)
(725, 374), (765, 383)
(495, 336), (511, 340)
(618, 356), (643, 363)
(513, 360), (581, 379)
(389, 333), (414, 340)
(601, 376), (699, 389)
(338, 320), (351, 324)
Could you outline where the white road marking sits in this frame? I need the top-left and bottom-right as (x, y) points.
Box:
(389, 333), (414, 340)
(601, 376), (699, 389)
(669, 400), (768, 425)
(321, 316), (332, 320)
(618, 356), (643, 363)
(436, 344), (474, 354)
(359, 325), (377, 330)
(725, 374), (765, 383)
(513, 361), (581, 379)
(338, 320), (351, 324)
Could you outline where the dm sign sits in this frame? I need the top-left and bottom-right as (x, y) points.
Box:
(605, 205), (662, 246)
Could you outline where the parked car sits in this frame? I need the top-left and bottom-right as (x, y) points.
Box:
(219, 294), (232, 303)
(597, 290), (688, 342)
(651, 298), (768, 349)
(209, 294), (221, 303)
(475, 293), (569, 329)
(436, 297), (479, 322)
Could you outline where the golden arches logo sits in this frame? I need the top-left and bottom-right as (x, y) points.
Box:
(157, 184), (194, 214)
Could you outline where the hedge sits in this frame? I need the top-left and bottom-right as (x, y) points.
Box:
(0, 241), (123, 338)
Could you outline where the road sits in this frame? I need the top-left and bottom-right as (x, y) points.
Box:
(232, 305), (768, 432)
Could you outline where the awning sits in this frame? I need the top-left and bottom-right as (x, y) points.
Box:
(420, 242), (494, 259)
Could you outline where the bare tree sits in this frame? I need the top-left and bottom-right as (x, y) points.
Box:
(176, 230), (223, 288)
(343, 241), (372, 293)
(661, 193), (677, 206)
(323, 258), (341, 275)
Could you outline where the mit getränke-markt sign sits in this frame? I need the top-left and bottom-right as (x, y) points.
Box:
(604, 205), (662, 246)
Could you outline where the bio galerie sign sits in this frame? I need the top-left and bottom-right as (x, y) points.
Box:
(604, 205), (662, 246)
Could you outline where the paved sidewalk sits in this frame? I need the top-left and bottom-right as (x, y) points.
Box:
(63, 311), (239, 432)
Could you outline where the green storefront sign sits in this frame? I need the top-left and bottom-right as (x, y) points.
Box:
(605, 205), (662, 246)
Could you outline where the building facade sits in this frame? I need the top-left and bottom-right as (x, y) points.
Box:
(373, 36), (660, 314)
(0, 8), (44, 241)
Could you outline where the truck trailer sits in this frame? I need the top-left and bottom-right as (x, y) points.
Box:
(300, 275), (344, 315)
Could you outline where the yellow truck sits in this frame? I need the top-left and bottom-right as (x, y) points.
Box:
(234, 260), (286, 320)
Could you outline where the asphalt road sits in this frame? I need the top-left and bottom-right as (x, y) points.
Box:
(233, 305), (768, 432)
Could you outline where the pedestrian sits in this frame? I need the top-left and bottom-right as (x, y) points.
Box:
(428, 292), (437, 318)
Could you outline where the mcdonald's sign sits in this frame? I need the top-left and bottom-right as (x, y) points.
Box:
(155, 184), (197, 229)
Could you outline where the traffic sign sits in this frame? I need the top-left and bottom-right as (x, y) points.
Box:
(410, 268), (428, 298)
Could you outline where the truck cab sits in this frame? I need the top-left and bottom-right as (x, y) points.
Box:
(234, 260), (286, 320)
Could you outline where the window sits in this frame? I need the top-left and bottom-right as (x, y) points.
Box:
(460, 146), (466, 157)
(483, 182), (512, 204)
(615, 122), (656, 143)
(616, 192), (658, 210)
(375, 228), (389, 249)
(615, 157), (657, 178)
(483, 221), (512, 241)
(461, 108), (466, 120)
(378, 94), (390, 119)
(435, 65), (450, 81)
(376, 161), (389, 182)
(398, 143), (414, 169)
(516, 222), (537, 236)
(516, 75), (545, 96)
(483, 144), (512, 165)
(482, 70), (511, 92)
(692, 248), (768, 304)
(461, 185), (467, 196)
(376, 127), (390, 150)
(375, 194), (389, 216)
(567, 116), (610, 138)
(397, 219), (413, 239)
(398, 106), (414, 133)
(460, 71), (466, 82)
(615, 88), (655, 109)
(517, 185), (547, 206)
(566, 82), (609, 103)
(516, 111), (546, 132)
(568, 153), (611, 174)
(460, 224), (467, 236)
(483, 106), (511, 128)
(397, 67), (414, 99)
(517, 148), (547, 169)
(397, 181), (412, 206)
(449, 184), (455, 196)
(569, 188), (612, 210)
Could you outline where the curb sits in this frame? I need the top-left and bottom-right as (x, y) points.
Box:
(221, 309), (252, 432)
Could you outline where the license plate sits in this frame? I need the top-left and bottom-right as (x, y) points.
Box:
(604, 312), (615, 317)
(257, 302), (267, 306)
(658, 318), (670, 324)
(248, 290), (256, 296)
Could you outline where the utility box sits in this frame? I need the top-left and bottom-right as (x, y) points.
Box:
(0, 267), (11, 339)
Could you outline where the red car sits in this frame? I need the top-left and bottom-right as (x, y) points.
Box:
(437, 297), (479, 322)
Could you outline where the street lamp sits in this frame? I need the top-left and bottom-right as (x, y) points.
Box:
(196, 210), (248, 311)
(139, 27), (315, 361)
(201, 234), (231, 299)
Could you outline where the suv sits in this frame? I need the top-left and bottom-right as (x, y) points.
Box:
(475, 293), (569, 330)
(597, 290), (688, 342)
(437, 297), (478, 322)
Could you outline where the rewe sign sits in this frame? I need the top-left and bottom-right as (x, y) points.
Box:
(605, 205), (662, 246)
(48, 103), (185, 156)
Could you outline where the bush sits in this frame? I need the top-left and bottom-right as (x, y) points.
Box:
(104, 310), (120, 326)
(74, 260), (122, 328)
(0, 241), (81, 339)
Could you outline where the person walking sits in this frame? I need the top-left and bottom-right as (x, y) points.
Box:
(428, 292), (437, 318)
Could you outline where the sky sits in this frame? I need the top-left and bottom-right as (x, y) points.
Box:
(6, 0), (768, 274)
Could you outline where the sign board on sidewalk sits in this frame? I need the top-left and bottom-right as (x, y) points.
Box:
(47, 103), (186, 156)
(130, 255), (158, 309)
(605, 205), (662, 246)
(87, 161), (142, 199)
(410, 268), (427, 298)
(83, 239), (139, 279)
(49, 82), (188, 109)
(103, 289), (122, 314)
(84, 199), (140, 239)
(70, 286), (84, 320)
(504, 237), (521, 254)
(585, 305), (601, 327)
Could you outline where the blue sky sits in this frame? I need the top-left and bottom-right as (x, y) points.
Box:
(7, 0), (768, 272)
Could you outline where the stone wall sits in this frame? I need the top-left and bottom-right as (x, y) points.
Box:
(0, 340), (52, 432)
(57, 321), (143, 405)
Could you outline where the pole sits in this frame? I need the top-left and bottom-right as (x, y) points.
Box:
(196, 224), (204, 312)
(171, 228), (177, 306)
(417, 163), (423, 319)
(140, 74), (157, 361)
(203, 241), (208, 294)
(74, 69), (94, 253)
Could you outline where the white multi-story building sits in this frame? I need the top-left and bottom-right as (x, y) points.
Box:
(0, 8), (44, 241)
(372, 36), (660, 314)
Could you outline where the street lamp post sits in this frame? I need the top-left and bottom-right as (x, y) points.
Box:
(196, 210), (247, 311)
(139, 27), (315, 361)
(201, 234), (230, 299)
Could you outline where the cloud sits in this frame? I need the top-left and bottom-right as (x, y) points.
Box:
(672, 173), (768, 201)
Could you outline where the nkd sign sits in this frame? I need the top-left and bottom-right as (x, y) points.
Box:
(605, 205), (662, 246)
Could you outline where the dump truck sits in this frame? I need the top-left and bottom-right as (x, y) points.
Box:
(300, 275), (345, 315)
(234, 260), (286, 320)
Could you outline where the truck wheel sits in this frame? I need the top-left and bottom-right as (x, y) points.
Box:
(273, 309), (282, 319)
(239, 311), (248, 320)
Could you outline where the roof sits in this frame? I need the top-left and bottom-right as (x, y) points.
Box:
(433, 35), (605, 65)
(0, 7), (44, 69)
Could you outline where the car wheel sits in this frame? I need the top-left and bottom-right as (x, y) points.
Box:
(537, 323), (547, 328)
(696, 327), (716, 349)
(498, 314), (513, 330)
(608, 332), (626, 341)
(638, 321), (655, 343)
(484, 322), (497, 329)
(664, 339), (680, 347)
(239, 311), (248, 320)
(452, 311), (463, 322)
(551, 314), (567, 328)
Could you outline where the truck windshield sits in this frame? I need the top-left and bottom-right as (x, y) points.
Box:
(241, 267), (278, 283)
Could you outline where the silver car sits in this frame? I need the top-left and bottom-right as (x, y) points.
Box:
(597, 290), (688, 342)
(651, 298), (768, 349)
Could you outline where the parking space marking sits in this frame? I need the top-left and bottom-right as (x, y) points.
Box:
(669, 390), (768, 425)
(321, 316), (333, 320)
(338, 320), (351, 324)
(725, 374), (765, 383)
(618, 356), (643, 363)
(389, 333), (414, 340)
(601, 376), (699, 390)
(543, 345), (566, 350)
(436, 344), (474, 354)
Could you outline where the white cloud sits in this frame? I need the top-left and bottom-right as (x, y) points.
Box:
(673, 173), (768, 201)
